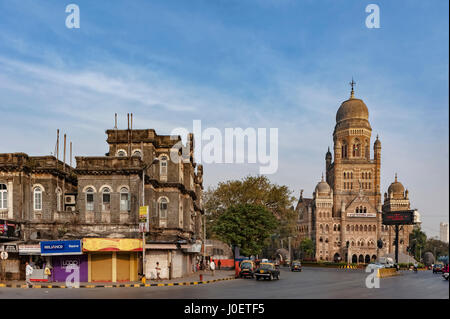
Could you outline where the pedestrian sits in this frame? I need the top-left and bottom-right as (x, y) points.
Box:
(44, 264), (52, 283)
(218, 259), (221, 270)
(155, 262), (161, 281)
(210, 259), (216, 276)
(25, 262), (33, 288)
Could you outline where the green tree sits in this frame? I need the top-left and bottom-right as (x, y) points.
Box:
(409, 226), (427, 261)
(424, 238), (449, 260)
(299, 238), (315, 260)
(203, 175), (296, 242)
(212, 204), (279, 257)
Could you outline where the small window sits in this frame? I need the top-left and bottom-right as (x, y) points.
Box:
(102, 188), (111, 211)
(0, 184), (7, 210)
(117, 150), (127, 157)
(86, 187), (94, 211)
(159, 198), (168, 219)
(160, 156), (168, 176)
(120, 187), (130, 211)
(34, 187), (42, 211)
(132, 150), (142, 158)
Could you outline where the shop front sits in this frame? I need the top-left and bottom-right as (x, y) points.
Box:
(18, 244), (46, 281)
(40, 240), (87, 282)
(83, 238), (142, 282)
(0, 242), (21, 280)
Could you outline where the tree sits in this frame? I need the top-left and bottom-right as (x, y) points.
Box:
(299, 238), (315, 260)
(203, 175), (296, 242)
(424, 238), (449, 260)
(409, 226), (427, 261)
(212, 204), (279, 257)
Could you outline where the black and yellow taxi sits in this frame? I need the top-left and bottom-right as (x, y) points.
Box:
(290, 260), (302, 272)
(239, 260), (256, 278)
(254, 262), (280, 281)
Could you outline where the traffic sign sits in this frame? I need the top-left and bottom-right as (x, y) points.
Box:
(0, 251), (8, 260)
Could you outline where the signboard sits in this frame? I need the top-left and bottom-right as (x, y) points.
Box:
(1, 243), (18, 253)
(347, 213), (376, 218)
(82, 238), (143, 252)
(0, 220), (19, 238)
(40, 240), (83, 256)
(382, 210), (414, 225)
(19, 244), (41, 255)
(139, 205), (149, 233)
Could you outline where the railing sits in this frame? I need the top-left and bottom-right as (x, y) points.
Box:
(0, 211), (9, 219)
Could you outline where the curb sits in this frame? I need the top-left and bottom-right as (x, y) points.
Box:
(338, 265), (358, 269)
(0, 276), (235, 289)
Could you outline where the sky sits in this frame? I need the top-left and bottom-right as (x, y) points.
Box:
(0, 0), (448, 238)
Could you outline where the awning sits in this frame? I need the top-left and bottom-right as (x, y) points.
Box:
(83, 238), (142, 252)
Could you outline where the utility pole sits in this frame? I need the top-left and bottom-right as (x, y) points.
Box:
(288, 236), (292, 264)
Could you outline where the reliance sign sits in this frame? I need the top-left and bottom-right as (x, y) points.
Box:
(40, 240), (83, 256)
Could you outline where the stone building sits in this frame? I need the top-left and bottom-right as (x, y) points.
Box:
(296, 86), (415, 263)
(0, 121), (204, 281)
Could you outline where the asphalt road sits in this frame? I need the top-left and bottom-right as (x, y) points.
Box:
(0, 267), (447, 299)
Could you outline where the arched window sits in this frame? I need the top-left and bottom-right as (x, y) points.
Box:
(363, 207), (367, 214)
(373, 225), (376, 232)
(368, 225), (372, 232)
(120, 187), (130, 211)
(86, 187), (94, 211)
(56, 188), (62, 212)
(344, 172), (347, 179)
(325, 224), (329, 233)
(0, 184), (7, 209)
(159, 197), (168, 219)
(34, 187), (42, 211)
(102, 188), (111, 211)
(352, 139), (361, 157)
(160, 156), (168, 176)
(117, 150), (127, 157)
(364, 225), (368, 232)
(346, 225), (350, 232)
(334, 225), (337, 231)
(341, 141), (348, 159)
(338, 225), (341, 231)
(132, 150), (142, 158)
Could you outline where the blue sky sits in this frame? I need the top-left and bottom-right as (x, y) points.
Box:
(0, 0), (448, 237)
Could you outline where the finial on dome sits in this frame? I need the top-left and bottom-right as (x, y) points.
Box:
(321, 173), (324, 181)
(395, 173), (397, 182)
(376, 134), (379, 140)
(349, 77), (356, 99)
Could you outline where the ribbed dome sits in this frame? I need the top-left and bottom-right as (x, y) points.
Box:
(388, 174), (405, 197)
(315, 176), (331, 196)
(336, 98), (369, 123)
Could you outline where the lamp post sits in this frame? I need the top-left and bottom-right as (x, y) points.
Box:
(141, 158), (159, 280)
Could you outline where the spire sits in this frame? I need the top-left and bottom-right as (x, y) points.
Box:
(395, 173), (398, 182)
(321, 173), (324, 181)
(349, 77), (356, 99)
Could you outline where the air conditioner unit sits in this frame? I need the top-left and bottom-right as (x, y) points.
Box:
(66, 206), (76, 212)
(65, 195), (76, 205)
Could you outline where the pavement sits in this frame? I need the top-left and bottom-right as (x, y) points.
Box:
(0, 266), (447, 298)
(0, 269), (235, 288)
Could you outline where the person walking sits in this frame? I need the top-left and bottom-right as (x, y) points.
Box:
(44, 264), (52, 283)
(218, 259), (221, 270)
(25, 262), (33, 288)
(155, 262), (161, 281)
(210, 259), (216, 276)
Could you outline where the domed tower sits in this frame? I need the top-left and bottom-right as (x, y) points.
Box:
(382, 174), (412, 255)
(313, 175), (334, 261)
(329, 80), (381, 217)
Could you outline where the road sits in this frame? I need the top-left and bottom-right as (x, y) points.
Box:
(0, 267), (447, 299)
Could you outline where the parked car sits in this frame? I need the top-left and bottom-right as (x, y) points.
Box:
(239, 260), (255, 279)
(377, 257), (395, 268)
(290, 261), (302, 272)
(433, 264), (444, 273)
(255, 262), (280, 281)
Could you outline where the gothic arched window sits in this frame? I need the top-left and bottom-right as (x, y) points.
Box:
(352, 139), (361, 157)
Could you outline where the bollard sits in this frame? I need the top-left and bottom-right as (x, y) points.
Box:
(199, 274), (203, 281)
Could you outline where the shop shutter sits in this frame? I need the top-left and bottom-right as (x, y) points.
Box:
(116, 253), (130, 282)
(91, 254), (112, 282)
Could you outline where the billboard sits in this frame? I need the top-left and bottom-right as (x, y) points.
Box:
(139, 205), (149, 233)
(382, 210), (414, 225)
